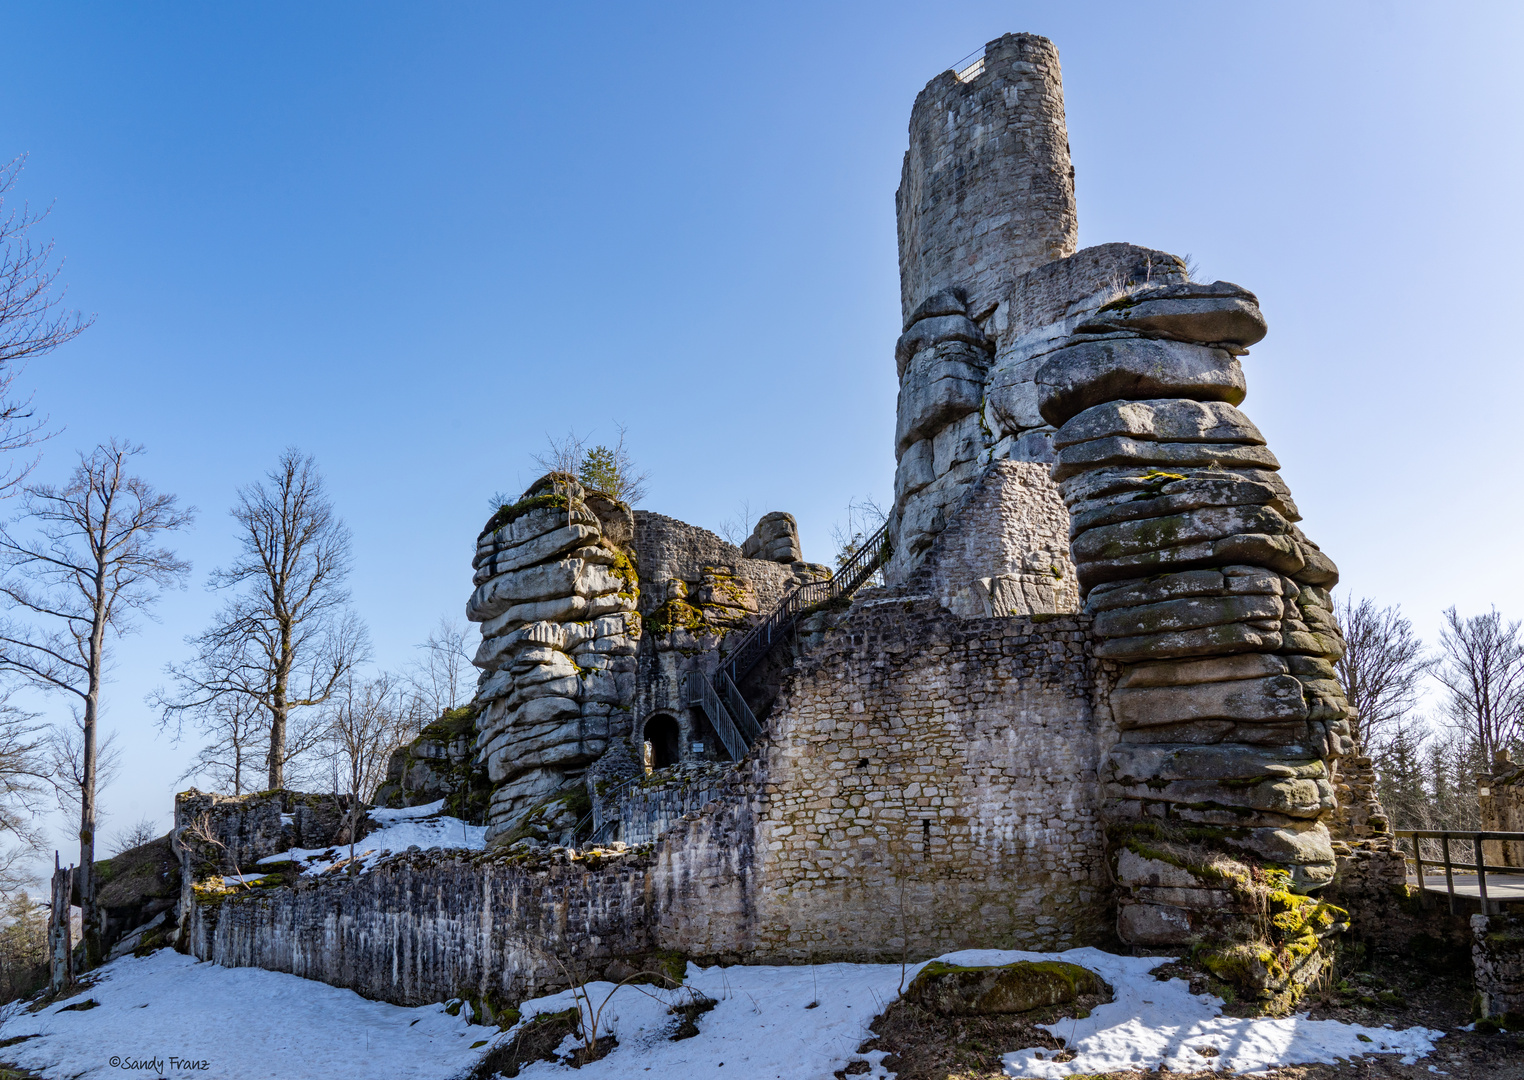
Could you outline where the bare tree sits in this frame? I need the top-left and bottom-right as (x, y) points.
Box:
(408, 617), (472, 720)
(0, 156), (92, 499)
(1333, 597), (1433, 751)
(717, 499), (755, 548)
(531, 428), (589, 481)
(106, 817), (161, 857)
(156, 449), (367, 791)
(1435, 606), (1524, 767)
(0, 693), (47, 899)
(0, 441), (193, 966)
(174, 689), (269, 797)
(831, 495), (888, 576)
(43, 718), (121, 822)
(316, 673), (418, 870)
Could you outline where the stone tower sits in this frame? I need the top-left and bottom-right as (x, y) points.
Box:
(896, 33), (1077, 325)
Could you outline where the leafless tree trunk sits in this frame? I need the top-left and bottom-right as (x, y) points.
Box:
(1333, 596), (1433, 751)
(0, 441), (191, 968)
(1436, 606), (1524, 767)
(155, 449), (367, 791)
(47, 854), (70, 993)
(0, 155), (92, 500)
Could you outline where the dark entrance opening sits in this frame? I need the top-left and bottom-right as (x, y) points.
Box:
(644, 714), (681, 770)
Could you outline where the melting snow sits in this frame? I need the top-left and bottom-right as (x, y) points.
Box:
(0, 945), (1445, 1079)
(0, 950), (496, 1080)
(258, 799), (486, 876)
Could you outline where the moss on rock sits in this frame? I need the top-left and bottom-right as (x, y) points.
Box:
(905, 960), (1107, 1016)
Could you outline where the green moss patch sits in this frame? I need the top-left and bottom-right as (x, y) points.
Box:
(906, 960), (1107, 1016)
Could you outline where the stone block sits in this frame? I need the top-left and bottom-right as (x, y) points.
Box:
(895, 341), (989, 454)
(1035, 338), (1245, 427)
(1067, 475), (1290, 538)
(1110, 675), (1309, 727)
(1117, 652), (1288, 688)
(1118, 901), (1194, 945)
(1074, 281), (1267, 348)
(1092, 593), (1285, 639)
(1053, 399), (1265, 450)
(1072, 505), (1292, 566)
(1053, 437), (1279, 481)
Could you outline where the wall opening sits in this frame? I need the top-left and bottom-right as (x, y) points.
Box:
(644, 714), (681, 770)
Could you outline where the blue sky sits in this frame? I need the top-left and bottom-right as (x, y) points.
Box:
(1, 1), (1521, 855)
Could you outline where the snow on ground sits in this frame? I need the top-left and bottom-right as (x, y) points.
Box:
(944, 948), (1446, 1077)
(508, 959), (906, 1079)
(258, 799), (487, 876)
(0, 950), (496, 1080)
(0, 945), (1447, 1079)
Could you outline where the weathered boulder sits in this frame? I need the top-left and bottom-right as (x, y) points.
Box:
(895, 313), (987, 377)
(1035, 338), (1245, 427)
(905, 960), (1107, 1016)
(1053, 399), (1265, 450)
(1074, 281), (1267, 348)
(741, 511), (803, 563)
(895, 341), (990, 454)
(1052, 437), (1279, 481)
(1034, 266), (1355, 1001)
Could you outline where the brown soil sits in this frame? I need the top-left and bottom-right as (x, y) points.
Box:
(462, 1009), (616, 1078)
(848, 953), (1522, 1080)
(845, 990), (1112, 1080)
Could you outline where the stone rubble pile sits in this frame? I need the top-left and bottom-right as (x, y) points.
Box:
(467, 475), (640, 836)
(1034, 280), (1357, 947)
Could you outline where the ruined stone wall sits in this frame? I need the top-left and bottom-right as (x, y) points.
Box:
(185, 848), (658, 1007)
(1482, 751), (1524, 868)
(899, 459), (1078, 618)
(631, 510), (828, 760)
(609, 761), (739, 847)
(744, 601), (1111, 959)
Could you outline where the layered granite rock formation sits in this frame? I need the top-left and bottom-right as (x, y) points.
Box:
(741, 511), (803, 564)
(467, 475), (640, 835)
(1033, 277), (1354, 992)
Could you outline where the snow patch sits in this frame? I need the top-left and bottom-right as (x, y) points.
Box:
(257, 799), (486, 876)
(0, 950), (502, 1080)
(0, 945), (1445, 1079)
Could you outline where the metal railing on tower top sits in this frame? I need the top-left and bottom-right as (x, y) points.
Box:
(686, 519), (892, 763)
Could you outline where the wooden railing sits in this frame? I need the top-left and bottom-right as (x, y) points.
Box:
(1394, 829), (1524, 915)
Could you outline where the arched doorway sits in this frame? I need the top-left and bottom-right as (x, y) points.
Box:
(643, 714), (681, 770)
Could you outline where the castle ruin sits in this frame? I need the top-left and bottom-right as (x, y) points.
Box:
(170, 32), (1392, 1013)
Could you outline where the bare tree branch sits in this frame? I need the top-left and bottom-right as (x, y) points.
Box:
(154, 449), (368, 791)
(1435, 606), (1524, 766)
(1332, 596), (1434, 751)
(0, 155), (94, 499)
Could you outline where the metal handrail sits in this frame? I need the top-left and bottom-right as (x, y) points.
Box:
(689, 519), (892, 764)
(687, 671), (748, 762)
(1394, 829), (1524, 916)
(718, 519), (892, 686)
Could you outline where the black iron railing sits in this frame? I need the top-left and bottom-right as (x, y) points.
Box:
(1394, 829), (1524, 915)
(689, 520), (892, 762)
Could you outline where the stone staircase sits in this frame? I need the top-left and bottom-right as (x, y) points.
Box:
(686, 520), (892, 761)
